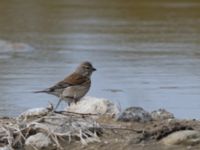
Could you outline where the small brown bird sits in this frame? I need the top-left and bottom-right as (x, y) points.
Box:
(35, 61), (96, 110)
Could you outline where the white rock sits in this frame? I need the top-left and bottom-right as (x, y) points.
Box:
(66, 96), (120, 117)
(0, 146), (11, 150)
(25, 133), (55, 150)
(18, 104), (53, 121)
(161, 130), (200, 146)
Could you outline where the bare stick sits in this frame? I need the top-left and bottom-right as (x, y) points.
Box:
(99, 124), (143, 133)
(54, 111), (98, 116)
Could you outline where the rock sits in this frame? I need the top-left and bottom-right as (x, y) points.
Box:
(161, 130), (200, 146)
(66, 96), (120, 117)
(0, 146), (11, 150)
(151, 109), (174, 120)
(25, 133), (56, 150)
(117, 107), (152, 122)
(18, 104), (53, 121)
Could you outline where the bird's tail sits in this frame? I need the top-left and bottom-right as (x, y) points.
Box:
(33, 89), (50, 93)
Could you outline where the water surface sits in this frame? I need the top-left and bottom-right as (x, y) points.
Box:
(0, 0), (200, 118)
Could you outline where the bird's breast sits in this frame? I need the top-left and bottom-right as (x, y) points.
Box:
(62, 83), (90, 100)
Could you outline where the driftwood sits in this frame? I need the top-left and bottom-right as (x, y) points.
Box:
(54, 110), (99, 117)
(0, 106), (146, 150)
(0, 110), (101, 149)
(99, 123), (143, 133)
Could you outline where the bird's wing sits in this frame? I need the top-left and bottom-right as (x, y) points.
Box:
(63, 72), (89, 86)
(49, 73), (88, 91)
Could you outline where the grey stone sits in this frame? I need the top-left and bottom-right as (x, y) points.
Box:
(151, 109), (174, 120)
(25, 133), (56, 150)
(117, 107), (152, 122)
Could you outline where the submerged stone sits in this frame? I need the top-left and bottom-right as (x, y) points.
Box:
(0, 40), (34, 53)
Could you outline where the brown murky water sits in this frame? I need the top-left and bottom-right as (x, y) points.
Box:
(0, 0), (200, 118)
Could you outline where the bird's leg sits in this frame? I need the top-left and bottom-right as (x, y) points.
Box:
(68, 101), (71, 106)
(74, 98), (79, 104)
(54, 98), (62, 111)
(72, 94), (78, 104)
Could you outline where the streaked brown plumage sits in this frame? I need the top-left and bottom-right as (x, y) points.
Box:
(35, 61), (96, 109)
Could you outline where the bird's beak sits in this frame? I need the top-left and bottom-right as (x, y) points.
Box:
(92, 67), (97, 71)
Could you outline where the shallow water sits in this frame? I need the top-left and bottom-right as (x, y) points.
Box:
(0, 0), (200, 118)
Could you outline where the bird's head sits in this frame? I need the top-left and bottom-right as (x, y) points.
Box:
(75, 61), (96, 77)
